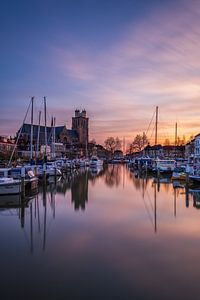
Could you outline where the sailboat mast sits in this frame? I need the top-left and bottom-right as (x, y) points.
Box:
(36, 110), (41, 157)
(30, 97), (34, 161)
(53, 117), (56, 158)
(155, 106), (158, 158)
(154, 181), (157, 233)
(8, 99), (32, 167)
(155, 106), (158, 145)
(175, 122), (177, 158)
(44, 97), (47, 160)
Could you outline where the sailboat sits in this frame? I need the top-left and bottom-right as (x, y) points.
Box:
(0, 98), (38, 196)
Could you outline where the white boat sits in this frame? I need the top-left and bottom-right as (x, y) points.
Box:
(154, 159), (176, 173)
(89, 156), (104, 168)
(27, 164), (62, 177)
(1, 167), (38, 192)
(112, 158), (122, 164)
(46, 164), (62, 176)
(0, 168), (21, 195)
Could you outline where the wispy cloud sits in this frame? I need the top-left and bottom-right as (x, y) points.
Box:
(1, 0), (200, 144)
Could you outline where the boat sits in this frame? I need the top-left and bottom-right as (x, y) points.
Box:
(172, 181), (185, 189)
(134, 157), (153, 171)
(112, 158), (122, 164)
(0, 194), (22, 207)
(89, 156), (104, 168)
(153, 159), (176, 173)
(172, 166), (186, 181)
(5, 167), (38, 192)
(189, 175), (200, 183)
(0, 177), (21, 195)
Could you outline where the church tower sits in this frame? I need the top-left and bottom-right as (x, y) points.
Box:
(72, 109), (89, 145)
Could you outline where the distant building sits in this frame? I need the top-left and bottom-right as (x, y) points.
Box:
(194, 134), (200, 157)
(162, 145), (185, 158)
(143, 144), (163, 157)
(0, 136), (15, 159)
(185, 139), (195, 158)
(143, 144), (185, 158)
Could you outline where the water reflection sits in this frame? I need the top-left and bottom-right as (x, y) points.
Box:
(1, 165), (200, 299)
(1, 165), (200, 244)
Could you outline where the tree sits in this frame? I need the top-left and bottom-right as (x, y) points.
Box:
(186, 134), (194, 143)
(177, 135), (186, 146)
(130, 133), (148, 153)
(104, 137), (121, 153)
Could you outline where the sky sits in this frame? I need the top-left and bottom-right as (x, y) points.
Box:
(1, 0), (200, 145)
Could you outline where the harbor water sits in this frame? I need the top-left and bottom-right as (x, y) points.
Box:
(0, 164), (200, 300)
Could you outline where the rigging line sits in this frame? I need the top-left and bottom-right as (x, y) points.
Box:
(149, 123), (156, 143)
(145, 109), (156, 137)
(8, 98), (32, 166)
(139, 178), (154, 214)
(159, 113), (171, 142)
(146, 189), (154, 213)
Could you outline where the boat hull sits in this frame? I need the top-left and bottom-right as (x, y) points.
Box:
(0, 182), (21, 195)
(189, 175), (200, 183)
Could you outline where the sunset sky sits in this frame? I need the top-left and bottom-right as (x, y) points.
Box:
(1, 0), (200, 145)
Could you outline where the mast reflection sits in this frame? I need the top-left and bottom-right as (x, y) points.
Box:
(2, 165), (200, 253)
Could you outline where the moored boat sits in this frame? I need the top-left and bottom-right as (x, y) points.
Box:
(172, 167), (186, 181)
(89, 156), (104, 168)
(153, 159), (176, 173)
(0, 177), (21, 195)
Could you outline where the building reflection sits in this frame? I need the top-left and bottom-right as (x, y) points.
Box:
(71, 171), (88, 211)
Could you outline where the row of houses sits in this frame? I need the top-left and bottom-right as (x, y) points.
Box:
(129, 134), (200, 159)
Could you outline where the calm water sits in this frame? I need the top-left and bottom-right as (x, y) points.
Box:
(1, 165), (200, 300)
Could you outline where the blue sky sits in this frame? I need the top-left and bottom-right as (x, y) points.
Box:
(1, 0), (200, 144)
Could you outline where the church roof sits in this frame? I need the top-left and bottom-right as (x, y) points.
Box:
(17, 123), (78, 140)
